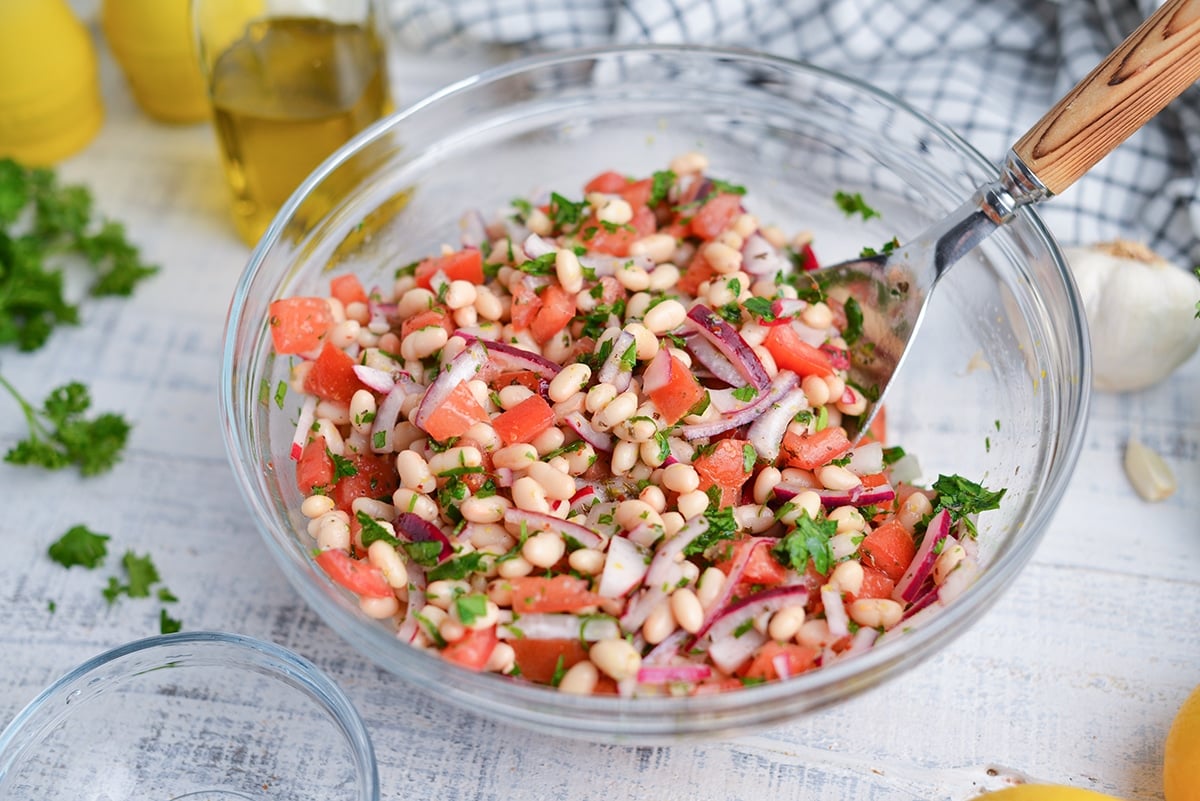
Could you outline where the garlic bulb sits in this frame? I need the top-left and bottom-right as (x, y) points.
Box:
(1064, 240), (1200, 392)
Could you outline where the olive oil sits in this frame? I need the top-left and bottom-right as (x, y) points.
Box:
(210, 16), (388, 245)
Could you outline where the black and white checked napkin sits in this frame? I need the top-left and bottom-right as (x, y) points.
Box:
(389, 0), (1200, 267)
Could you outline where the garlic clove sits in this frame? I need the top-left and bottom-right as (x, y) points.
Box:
(1063, 239), (1200, 392)
(1123, 436), (1177, 502)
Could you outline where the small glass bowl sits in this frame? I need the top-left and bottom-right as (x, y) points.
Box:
(0, 632), (379, 801)
(221, 45), (1090, 742)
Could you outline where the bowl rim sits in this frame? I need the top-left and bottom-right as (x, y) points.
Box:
(0, 630), (380, 797)
(220, 43), (1091, 738)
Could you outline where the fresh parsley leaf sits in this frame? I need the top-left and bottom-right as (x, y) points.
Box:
(159, 608), (182, 634)
(121, 551), (161, 598)
(931, 474), (1006, 537)
(881, 445), (906, 465)
(1, 378), (131, 476)
(648, 170), (675, 206)
(682, 506), (739, 557)
(0, 159), (157, 351)
(710, 177), (747, 196)
(742, 443), (757, 473)
(716, 302), (742, 324)
(549, 192), (587, 230)
(732, 386), (757, 402)
(517, 252), (557, 276)
(454, 594), (488, 625)
(619, 342), (638, 370)
(550, 654), (567, 687)
(833, 190), (880, 221)
(357, 511), (399, 547)
(771, 512), (837, 575)
(403, 541), (442, 567)
(329, 450), (358, 480)
(47, 524), (110, 569)
(842, 297), (863, 346)
(742, 296), (775, 322)
(426, 551), (487, 582)
(273, 380), (288, 409)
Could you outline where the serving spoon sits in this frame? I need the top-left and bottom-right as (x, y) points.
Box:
(817, 0), (1200, 439)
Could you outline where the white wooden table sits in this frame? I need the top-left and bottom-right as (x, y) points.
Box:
(2, 27), (1197, 801)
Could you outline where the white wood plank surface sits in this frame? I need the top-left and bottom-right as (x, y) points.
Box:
(1, 31), (1197, 801)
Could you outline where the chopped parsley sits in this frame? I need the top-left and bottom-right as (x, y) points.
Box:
(517, 252), (557, 276)
(454, 594), (489, 625)
(881, 445), (906, 465)
(930, 474), (1007, 537)
(357, 512), (399, 547)
(842, 297), (863, 346)
(742, 296), (775, 322)
(273, 380), (288, 409)
(426, 551), (487, 582)
(742, 443), (757, 473)
(648, 170), (676, 206)
(403, 541), (442, 567)
(732, 386), (758, 402)
(1, 378), (132, 476)
(549, 192), (587, 229)
(47, 524), (110, 569)
(329, 450), (358, 480)
(710, 177), (747, 196)
(771, 512), (838, 575)
(682, 506), (740, 557)
(833, 190), (880, 220)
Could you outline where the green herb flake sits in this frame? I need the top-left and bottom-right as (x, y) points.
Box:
(648, 170), (676, 206)
(550, 654), (567, 688)
(1, 378), (132, 476)
(403, 541), (442, 568)
(328, 450), (358, 480)
(710, 177), (747, 196)
(47, 524), (110, 569)
(732, 386), (757, 403)
(833, 190), (880, 221)
(842, 297), (864, 346)
(426, 552), (487, 582)
(881, 445), (906, 465)
(930, 473), (1007, 537)
(159, 608), (182, 634)
(771, 512), (838, 575)
(454, 594), (489, 626)
(742, 296), (776, 322)
(742, 443), (757, 473)
(732, 618), (755, 638)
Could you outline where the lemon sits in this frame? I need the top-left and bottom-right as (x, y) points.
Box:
(1165, 683), (1200, 801)
(973, 787), (1124, 801)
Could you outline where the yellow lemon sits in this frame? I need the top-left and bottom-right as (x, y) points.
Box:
(974, 786), (1124, 801)
(1165, 683), (1200, 801)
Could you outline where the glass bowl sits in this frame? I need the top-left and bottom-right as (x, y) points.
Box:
(0, 632), (379, 800)
(219, 45), (1090, 742)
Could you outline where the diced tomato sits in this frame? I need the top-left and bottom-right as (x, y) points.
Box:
(268, 296), (332, 354)
(401, 308), (454, 340)
(689, 193), (742, 239)
(296, 436), (333, 494)
(530, 284), (577, 344)
(618, 177), (654, 212)
(314, 548), (393, 598)
(584, 170), (628, 194)
(795, 241), (819, 271)
(581, 206), (656, 257)
(741, 642), (819, 681)
(863, 405), (887, 444)
(492, 370), (542, 394)
(507, 575), (602, 614)
(419, 381), (489, 442)
(645, 353), (705, 426)
(715, 538), (786, 587)
(414, 248), (484, 289)
(509, 280), (541, 332)
(859, 520), (916, 582)
(441, 625), (498, 672)
(508, 637), (588, 684)
(491, 394), (556, 446)
(303, 342), (368, 405)
(780, 426), (853, 471)
(762, 324), (835, 377)
(851, 565), (896, 601)
(331, 450), (400, 512)
(678, 250), (718, 296)
(329, 274), (369, 309)
(694, 438), (755, 508)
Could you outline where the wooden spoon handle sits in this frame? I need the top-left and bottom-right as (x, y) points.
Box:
(1012, 0), (1200, 195)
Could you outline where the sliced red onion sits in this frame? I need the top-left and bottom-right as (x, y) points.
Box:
(689, 538), (771, 643)
(563, 411), (614, 453)
(680, 370), (798, 441)
(844, 441), (884, 476)
(290, 395), (317, 460)
(578, 252), (655, 277)
(619, 580), (673, 634)
(472, 338), (562, 381)
(636, 664), (712, 684)
(596, 329), (636, 392)
(411, 339), (488, 432)
(568, 484), (596, 516)
(395, 512), (454, 560)
(496, 613), (620, 642)
(837, 625), (879, 658)
(702, 585), (809, 649)
(640, 348), (673, 395)
(644, 517), (710, 589)
(708, 629), (766, 675)
(641, 628), (688, 666)
(459, 209), (488, 248)
(352, 364), (396, 394)
(494, 467), (515, 488)
(821, 584), (849, 637)
(597, 535), (651, 598)
(504, 508), (603, 550)
(822, 344), (851, 372)
(746, 380), (807, 461)
(684, 335), (745, 388)
(394, 569), (427, 644)
(811, 483), (897, 509)
(770, 298), (808, 321)
(892, 508), (951, 602)
(366, 295), (396, 334)
(685, 305), (770, 390)
(900, 583), (939, 621)
(741, 233), (790, 276)
(370, 384), (408, 453)
(936, 554), (980, 605)
(523, 232), (557, 259)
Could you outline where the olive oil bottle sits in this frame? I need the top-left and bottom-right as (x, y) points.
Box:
(209, 16), (389, 245)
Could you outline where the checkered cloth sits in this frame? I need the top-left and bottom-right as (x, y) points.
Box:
(389, 0), (1200, 266)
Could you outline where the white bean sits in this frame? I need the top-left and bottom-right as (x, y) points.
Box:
(670, 588), (704, 633)
(367, 540), (408, 589)
(558, 660), (599, 695)
(548, 362), (591, 403)
(527, 461), (577, 501)
(588, 638), (642, 681)
(643, 298), (686, 334)
(849, 598), (904, 630)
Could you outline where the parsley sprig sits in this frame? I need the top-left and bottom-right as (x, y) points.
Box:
(930, 474), (1006, 537)
(771, 512), (838, 575)
(1, 377), (131, 476)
